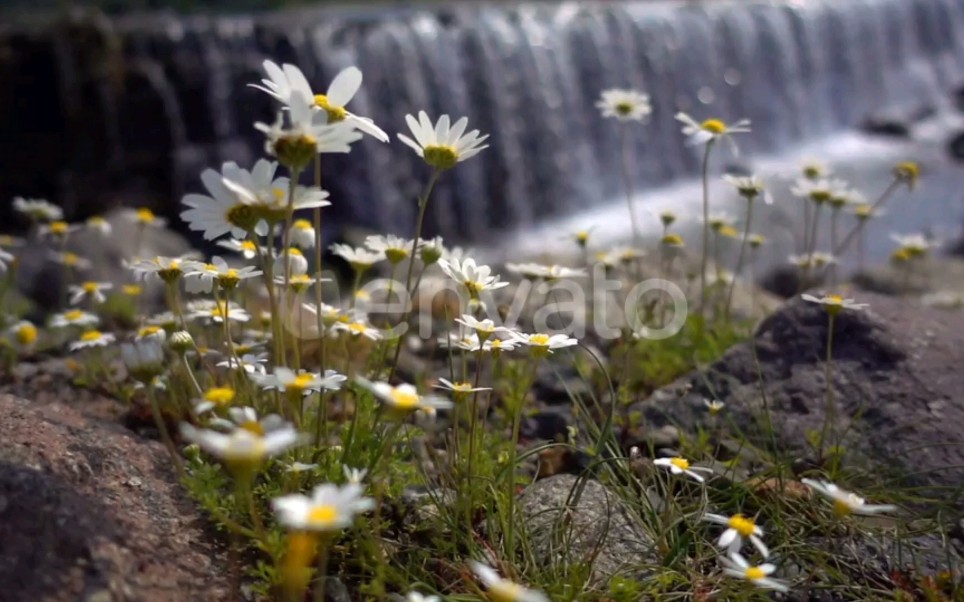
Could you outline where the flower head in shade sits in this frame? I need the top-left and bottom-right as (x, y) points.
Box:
(890, 233), (938, 258)
(342, 465), (368, 485)
(438, 257), (508, 299)
(595, 88), (652, 122)
(356, 379), (453, 418)
(398, 111), (489, 170)
(123, 207), (168, 229)
(801, 293), (868, 316)
(469, 561), (549, 602)
(675, 112), (751, 153)
(272, 482), (375, 532)
(653, 456), (713, 483)
(801, 479), (897, 516)
(85, 215), (112, 237)
(69, 330), (115, 351)
(256, 92), (362, 169)
(120, 338), (166, 384)
(723, 174), (769, 203)
(67, 281), (113, 305)
(720, 552), (788, 592)
(38, 220), (80, 241)
(365, 234), (414, 265)
(48, 251), (92, 271)
(791, 178), (847, 205)
(217, 237), (260, 260)
(251, 60), (389, 142)
(703, 513), (769, 558)
(13, 197), (63, 222)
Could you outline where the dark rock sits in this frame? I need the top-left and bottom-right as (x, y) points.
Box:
(759, 264), (824, 299)
(851, 257), (964, 296)
(520, 410), (571, 441)
(949, 130), (964, 162)
(0, 392), (229, 601)
(520, 474), (659, 583)
(630, 292), (964, 500)
(860, 104), (934, 138)
(324, 577), (351, 602)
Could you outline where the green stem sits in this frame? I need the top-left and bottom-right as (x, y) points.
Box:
(833, 178), (901, 258)
(818, 313), (836, 464)
(699, 141), (715, 320)
(725, 198), (755, 320)
(147, 383), (184, 478)
(312, 538), (330, 602)
(619, 126), (640, 247)
(312, 154), (326, 371)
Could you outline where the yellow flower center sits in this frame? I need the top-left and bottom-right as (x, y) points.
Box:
(701, 118), (727, 134)
(307, 504), (340, 527)
(138, 325), (162, 338)
(136, 207), (156, 224)
(273, 135), (318, 171)
(384, 247), (410, 264)
(745, 566), (765, 581)
(727, 514), (757, 537)
(669, 457), (690, 470)
(463, 280), (483, 297)
(422, 144), (459, 170)
(15, 324), (37, 346)
(290, 373), (316, 392)
(892, 161), (920, 187)
(718, 225), (739, 239)
(810, 190), (831, 204)
(241, 240), (256, 252)
(529, 334), (550, 347)
(289, 248), (303, 257)
(661, 233), (684, 247)
(490, 339), (503, 349)
(388, 388), (420, 410)
(313, 94), (348, 123)
(293, 219), (312, 231)
(80, 330), (103, 342)
(123, 284), (143, 296)
(825, 295), (844, 306)
(64, 310), (84, 321)
(82, 281), (99, 293)
(50, 221), (69, 235)
(615, 101), (635, 115)
(803, 165), (822, 179)
(489, 582), (524, 602)
(347, 322), (368, 335)
(63, 253), (80, 267)
(211, 303), (229, 319)
(204, 387), (236, 406)
(833, 499), (854, 516)
(88, 216), (106, 225)
(452, 382), (473, 392)
(225, 204), (260, 231)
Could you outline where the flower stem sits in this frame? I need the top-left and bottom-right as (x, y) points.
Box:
(818, 313), (836, 465)
(699, 141), (716, 321)
(833, 178), (901, 258)
(619, 126), (640, 248)
(146, 383), (184, 479)
(312, 154), (327, 372)
(725, 198), (755, 321)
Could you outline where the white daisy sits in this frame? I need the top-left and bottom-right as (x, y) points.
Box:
(49, 309), (99, 329)
(434, 378), (492, 396)
(595, 88), (652, 122)
(120, 339), (166, 383)
(723, 174), (769, 203)
(188, 300), (251, 324)
(505, 262), (587, 280)
(802, 159), (831, 180)
(123, 207), (168, 228)
(180, 419), (302, 465)
(890, 233), (938, 257)
(329, 243), (384, 271)
(85, 215), (112, 237)
(406, 593), (441, 602)
(850, 203), (886, 221)
(790, 178), (848, 205)
(438, 257), (508, 297)
(272, 482), (375, 532)
(272, 247), (309, 277)
(483, 337), (519, 354)
(129, 256), (189, 284)
(38, 220), (80, 241)
(330, 320), (383, 341)
(342, 465), (368, 484)
(704, 399), (726, 415)
(6, 320), (38, 349)
(216, 353), (269, 375)
(720, 552), (788, 592)
(365, 234), (415, 265)
(255, 91), (362, 167)
(288, 219), (316, 249)
(13, 197), (62, 222)
(801, 479), (897, 516)
(182, 256), (262, 294)
(48, 251), (92, 271)
(69, 330), (115, 351)
(469, 561), (549, 602)
(67, 281), (113, 305)
(250, 60), (389, 142)
(703, 513), (769, 558)
(192, 386), (237, 415)
(356, 379), (454, 416)
(653, 456), (713, 483)
(398, 111), (489, 170)
(256, 366), (346, 396)
(454, 314), (510, 340)
(217, 237), (261, 260)
(801, 293), (868, 314)
(675, 112), (751, 153)
(513, 332), (579, 355)
(0, 248), (14, 274)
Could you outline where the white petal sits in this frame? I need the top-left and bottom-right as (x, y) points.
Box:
(283, 63), (314, 99)
(326, 66), (362, 107)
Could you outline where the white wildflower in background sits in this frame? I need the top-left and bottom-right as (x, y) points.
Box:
(49, 309), (99, 329)
(890, 233), (938, 257)
(0, 247), (15, 274)
(120, 339), (166, 383)
(801, 293), (868, 315)
(183, 257), (262, 294)
(365, 234), (414, 265)
(675, 112), (751, 153)
(85, 215), (112, 237)
(255, 91), (362, 169)
(342, 466), (368, 484)
(356, 379), (454, 417)
(180, 418), (302, 466)
(704, 399), (725, 415)
(48, 251), (92, 271)
(595, 88), (652, 122)
(723, 174), (769, 203)
(802, 479), (897, 516)
(193, 386), (237, 415)
(791, 178), (848, 204)
(703, 513), (769, 558)
(6, 320), (38, 349)
(188, 300), (251, 324)
(38, 220), (79, 241)
(256, 366), (346, 396)
(217, 237), (260, 260)
(454, 314), (509, 340)
(438, 257), (508, 298)
(802, 159), (831, 180)
(653, 456), (713, 483)
(69, 330), (115, 351)
(469, 561), (549, 602)
(288, 219), (316, 249)
(513, 332), (579, 355)
(13, 197), (63, 222)
(892, 161), (920, 189)
(129, 256), (189, 284)
(720, 552), (788, 592)
(330, 320), (383, 341)
(123, 207), (168, 229)
(272, 482), (375, 532)
(251, 60), (389, 142)
(330, 243), (384, 270)
(398, 111), (489, 170)
(505, 262), (587, 280)
(406, 593), (441, 602)
(217, 353), (269, 375)
(67, 281), (113, 305)
(272, 247), (309, 277)
(434, 378), (492, 396)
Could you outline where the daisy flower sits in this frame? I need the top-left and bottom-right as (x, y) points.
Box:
(123, 207), (168, 228)
(250, 60), (389, 142)
(802, 479), (897, 516)
(49, 309), (99, 329)
(194, 386), (237, 415)
(802, 159), (831, 180)
(256, 366), (346, 396)
(801, 293), (868, 316)
(434, 377), (492, 397)
(13, 197), (62, 222)
(38, 220), (80, 241)
(67, 281), (113, 305)
(342, 465), (368, 484)
(272, 247), (309, 277)
(398, 111), (489, 170)
(217, 237), (260, 260)
(0, 247), (15, 274)
(48, 251), (92, 271)
(406, 593), (440, 602)
(469, 561), (549, 602)
(438, 257), (508, 298)
(85, 215), (112, 237)
(892, 161), (920, 189)
(356, 379), (454, 417)
(272, 482), (375, 532)
(288, 219), (315, 249)
(595, 88), (652, 122)
(330, 320), (383, 341)
(704, 399), (725, 415)
(723, 174), (769, 203)
(703, 513), (769, 558)
(7, 320), (38, 349)
(660, 233), (686, 249)
(483, 337), (519, 354)
(287, 462), (319, 473)
(850, 203), (886, 221)
(365, 234), (415, 265)
(720, 552), (788, 592)
(454, 314), (509, 340)
(505, 263), (587, 280)
(216, 353), (269, 375)
(513, 332), (578, 356)
(69, 330), (115, 351)
(675, 112), (751, 153)
(890, 233), (937, 257)
(418, 236), (446, 265)
(120, 339), (166, 383)
(790, 178), (848, 205)
(180, 418), (302, 467)
(129, 256), (189, 284)
(183, 256), (262, 293)
(188, 300), (251, 324)
(329, 243), (384, 271)
(255, 91), (362, 169)
(788, 253), (837, 270)
(653, 456), (713, 483)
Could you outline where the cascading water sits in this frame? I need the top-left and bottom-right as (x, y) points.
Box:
(1, 0), (962, 243)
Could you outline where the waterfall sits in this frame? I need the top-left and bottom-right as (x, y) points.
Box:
(1, 0), (962, 242)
